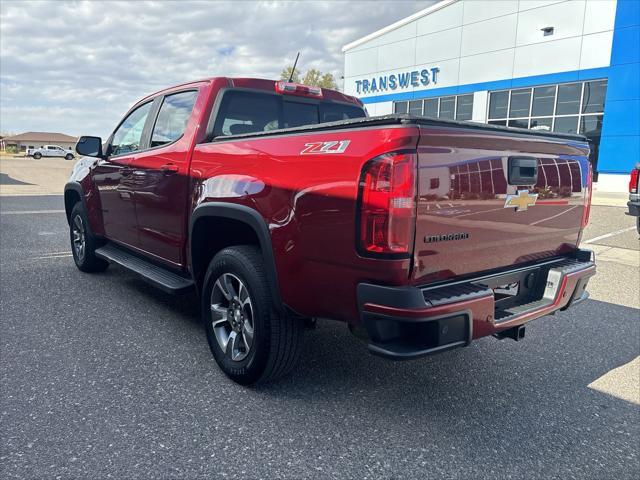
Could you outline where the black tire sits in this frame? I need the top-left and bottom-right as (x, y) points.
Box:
(65, 153), (74, 160)
(202, 245), (303, 385)
(69, 202), (109, 273)
(33, 152), (42, 159)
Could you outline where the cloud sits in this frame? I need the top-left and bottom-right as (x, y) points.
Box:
(0, 0), (431, 137)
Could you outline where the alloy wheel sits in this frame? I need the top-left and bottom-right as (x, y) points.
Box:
(72, 215), (86, 262)
(210, 273), (255, 362)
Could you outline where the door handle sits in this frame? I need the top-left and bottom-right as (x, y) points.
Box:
(160, 164), (179, 175)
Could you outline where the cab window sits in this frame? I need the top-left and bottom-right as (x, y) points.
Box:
(111, 101), (153, 156)
(320, 103), (365, 123)
(213, 90), (365, 137)
(214, 91), (280, 136)
(150, 90), (198, 148)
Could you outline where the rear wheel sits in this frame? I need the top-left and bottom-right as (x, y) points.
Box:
(33, 152), (42, 159)
(202, 246), (303, 385)
(69, 202), (108, 272)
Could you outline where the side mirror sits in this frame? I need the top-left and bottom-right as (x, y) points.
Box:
(75, 136), (104, 158)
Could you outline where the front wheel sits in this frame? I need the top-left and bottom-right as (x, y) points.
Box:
(65, 153), (74, 160)
(202, 246), (303, 385)
(69, 202), (109, 273)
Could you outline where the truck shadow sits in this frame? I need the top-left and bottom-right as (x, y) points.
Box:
(260, 298), (639, 411)
(0, 172), (34, 185)
(90, 271), (639, 470)
(107, 269), (638, 418)
(117, 271), (638, 416)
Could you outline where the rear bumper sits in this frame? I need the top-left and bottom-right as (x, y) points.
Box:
(627, 198), (640, 217)
(357, 250), (596, 360)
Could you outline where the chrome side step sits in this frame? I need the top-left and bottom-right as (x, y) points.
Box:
(95, 244), (194, 295)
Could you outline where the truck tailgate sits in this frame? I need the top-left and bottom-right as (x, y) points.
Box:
(412, 124), (590, 285)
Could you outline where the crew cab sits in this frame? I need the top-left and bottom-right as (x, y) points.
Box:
(65, 77), (596, 385)
(29, 145), (75, 160)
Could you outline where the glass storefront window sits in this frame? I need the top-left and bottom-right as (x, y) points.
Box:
(394, 102), (408, 114)
(509, 89), (532, 118)
(580, 114), (604, 172)
(439, 96), (455, 119)
(508, 119), (528, 129)
(456, 94), (473, 120)
(530, 117), (553, 131)
(489, 91), (508, 119)
(580, 115), (603, 136)
(582, 80), (607, 114)
(393, 94), (474, 121)
(556, 83), (581, 115)
(391, 77), (607, 175)
(532, 86), (555, 117)
(424, 98), (438, 117)
(553, 115), (579, 134)
(408, 100), (423, 115)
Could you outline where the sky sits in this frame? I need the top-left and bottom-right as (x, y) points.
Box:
(0, 0), (433, 138)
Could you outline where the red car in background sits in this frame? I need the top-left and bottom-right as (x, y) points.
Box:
(627, 163), (640, 233)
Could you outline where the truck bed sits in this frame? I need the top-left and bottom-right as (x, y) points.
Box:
(212, 114), (587, 143)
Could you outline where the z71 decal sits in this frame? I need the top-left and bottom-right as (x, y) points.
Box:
(300, 140), (350, 155)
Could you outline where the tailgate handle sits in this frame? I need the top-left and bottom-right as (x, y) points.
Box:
(508, 157), (538, 185)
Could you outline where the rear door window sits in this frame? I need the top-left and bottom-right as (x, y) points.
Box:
(213, 90), (365, 137)
(150, 90), (198, 147)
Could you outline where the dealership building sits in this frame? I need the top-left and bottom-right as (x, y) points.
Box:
(342, 0), (639, 191)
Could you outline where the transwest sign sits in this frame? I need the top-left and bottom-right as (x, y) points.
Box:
(354, 67), (440, 95)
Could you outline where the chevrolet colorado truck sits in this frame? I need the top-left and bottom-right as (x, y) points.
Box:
(65, 77), (596, 385)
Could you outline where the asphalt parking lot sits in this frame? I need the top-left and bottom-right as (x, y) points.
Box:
(1, 194), (638, 479)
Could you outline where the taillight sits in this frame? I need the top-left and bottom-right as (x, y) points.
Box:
(630, 168), (639, 194)
(358, 152), (416, 256)
(275, 81), (323, 98)
(581, 163), (593, 228)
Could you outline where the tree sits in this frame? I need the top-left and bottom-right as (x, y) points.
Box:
(280, 66), (300, 83)
(280, 66), (337, 90)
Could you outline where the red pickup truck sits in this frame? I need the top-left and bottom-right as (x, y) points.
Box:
(66, 77), (596, 385)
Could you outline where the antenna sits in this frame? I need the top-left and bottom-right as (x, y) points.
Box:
(288, 52), (300, 82)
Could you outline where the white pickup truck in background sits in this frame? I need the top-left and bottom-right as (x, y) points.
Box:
(27, 145), (75, 160)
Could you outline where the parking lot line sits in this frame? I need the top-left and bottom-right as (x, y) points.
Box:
(33, 252), (73, 259)
(0, 209), (65, 215)
(583, 226), (636, 244)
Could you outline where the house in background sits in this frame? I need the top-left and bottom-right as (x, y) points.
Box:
(2, 132), (78, 152)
